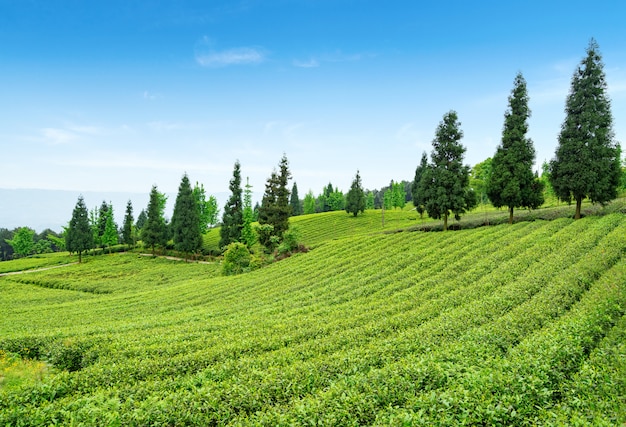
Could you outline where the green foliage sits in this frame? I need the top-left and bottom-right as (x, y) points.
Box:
(290, 182), (302, 216)
(421, 110), (477, 230)
(6, 227), (35, 258)
(241, 177), (257, 249)
(277, 226), (302, 256)
(193, 182), (219, 234)
(135, 209), (147, 230)
(258, 154), (292, 248)
(171, 174), (202, 259)
(101, 204), (118, 253)
(488, 73), (544, 223)
(66, 196), (93, 263)
(141, 185), (168, 255)
(412, 152), (429, 217)
(391, 181), (406, 209)
(221, 242), (252, 275)
(122, 200), (134, 247)
(220, 161), (243, 249)
(303, 190), (316, 215)
(345, 170), (366, 217)
(470, 157), (492, 205)
(550, 39), (621, 219)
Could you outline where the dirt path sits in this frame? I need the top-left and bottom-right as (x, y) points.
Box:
(0, 262), (79, 277)
(138, 253), (216, 264)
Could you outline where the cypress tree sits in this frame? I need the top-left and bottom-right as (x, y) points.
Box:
(142, 185), (167, 255)
(67, 195), (93, 263)
(122, 200), (134, 247)
(101, 204), (118, 253)
(422, 110), (476, 231)
(258, 154), (292, 248)
(241, 177), (256, 249)
(487, 72), (544, 224)
(549, 39), (621, 219)
(345, 170), (366, 217)
(412, 152), (428, 218)
(171, 173), (202, 260)
(220, 161), (243, 249)
(290, 182), (302, 216)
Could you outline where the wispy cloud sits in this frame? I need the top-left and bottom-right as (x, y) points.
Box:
(143, 91), (160, 100)
(293, 58), (319, 68)
(40, 125), (102, 145)
(194, 37), (266, 67)
(293, 50), (373, 68)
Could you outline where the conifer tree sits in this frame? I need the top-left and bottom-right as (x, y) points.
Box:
(422, 110), (476, 231)
(258, 154), (292, 248)
(102, 204), (118, 253)
(241, 177), (256, 249)
(487, 72), (544, 223)
(345, 170), (366, 217)
(122, 200), (134, 247)
(412, 152), (428, 218)
(290, 182), (302, 216)
(97, 201), (109, 249)
(67, 195), (93, 263)
(142, 185), (167, 255)
(220, 161), (243, 249)
(549, 39), (621, 219)
(136, 209), (147, 231)
(172, 173), (202, 260)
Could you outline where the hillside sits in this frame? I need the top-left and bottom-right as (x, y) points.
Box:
(1, 213), (626, 425)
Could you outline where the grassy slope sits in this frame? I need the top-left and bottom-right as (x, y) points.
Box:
(1, 210), (625, 425)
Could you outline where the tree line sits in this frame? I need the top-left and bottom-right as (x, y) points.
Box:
(2, 40), (624, 260)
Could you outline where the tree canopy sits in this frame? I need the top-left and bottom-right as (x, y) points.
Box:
(421, 110), (476, 230)
(345, 170), (366, 217)
(549, 39), (621, 219)
(66, 195), (93, 263)
(220, 161), (244, 249)
(487, 72), (544, 223)
(171, 173), (202, 259)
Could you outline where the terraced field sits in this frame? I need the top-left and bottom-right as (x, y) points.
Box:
(1, 214), (625, 425)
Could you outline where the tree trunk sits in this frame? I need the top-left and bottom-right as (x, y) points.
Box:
(508, 206), (514, 224)
(443, 213), (448, 231)
(575, 197), (582, 219)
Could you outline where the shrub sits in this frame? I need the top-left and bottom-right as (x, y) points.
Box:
(221, 242), (252, 276)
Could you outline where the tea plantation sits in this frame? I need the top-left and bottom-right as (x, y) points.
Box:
(1, 212), (625, 425)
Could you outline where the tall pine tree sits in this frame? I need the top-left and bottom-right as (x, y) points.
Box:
(258, 154), (292, 248)
(67, 195), (93, 263)
(345, 170), (366, 217)
(421, 111), (476, 231)
(171, 173), (202, 260)
(290, 182), (302, 216)
(220, 161), (243, 249)
(241, 177), (256, 249)
(101, 203), (118, 253)
(411, 152), (428, 218)
(549, 39), (621, 219)
(487, 72), (544, 224)
(142, 185), (167, 255)
(122, 200), (134, 247)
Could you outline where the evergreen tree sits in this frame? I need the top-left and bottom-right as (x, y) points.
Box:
(258, 154), (292, 248)
(392, 181), (406, 209)
(142, 185), (168, 255)
(220, 161), (244, 249)
(412, 152), (428, 218)
(122, 200), (134, 247)
(66, 195), (93, 263)
(290, 182), (302, 216)
(172, 173), (202, 260)
(101, 204), (118, 253)
(488, 73), (544, 223)
(241, 177), (257, 249)
(422, 110), (477, 231)
(345, 170), (366, 217)
(549, 39), (621, 219)
(97, 201), (110, 249)
(365, 191), (375, 210)
(303, 190), (316, 214)
(193, 182), (219, 234)
(470, 157), (493, 205)
(136, 209), (147, 230)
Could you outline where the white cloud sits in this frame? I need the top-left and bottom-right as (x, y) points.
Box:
(195, 46), (266, 67)
(41, 128), (77, 144)
(293, 58), (319, 68)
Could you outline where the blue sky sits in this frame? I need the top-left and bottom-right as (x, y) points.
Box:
(2, 0), (626, 202)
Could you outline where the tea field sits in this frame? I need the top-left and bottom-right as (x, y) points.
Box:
(1, 213), (626, 425)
